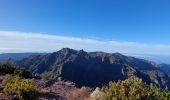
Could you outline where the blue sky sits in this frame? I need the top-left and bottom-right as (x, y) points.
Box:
(0, 0), (170, 55)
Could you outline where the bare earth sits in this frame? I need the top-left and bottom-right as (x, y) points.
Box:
(0, 77), (92, 100)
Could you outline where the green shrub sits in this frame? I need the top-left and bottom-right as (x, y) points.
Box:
(40, 72), (51, 80)
(0, 63), (14, 75)
(0, 63), (32, 78)
(93, 77), (170, 100)
(3, 75), (39, 100)
(14, 67), (32, 78)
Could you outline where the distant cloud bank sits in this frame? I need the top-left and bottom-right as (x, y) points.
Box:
(0, 31), (170, 55)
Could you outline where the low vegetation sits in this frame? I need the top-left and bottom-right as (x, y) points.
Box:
(91, 77), (170, 100)
(40, 72), (52, 80)
(2, 75), (39, 100)
(0, 63), (32, 78)
(0, 63), (39, 100)
(0, 63), (14, 75)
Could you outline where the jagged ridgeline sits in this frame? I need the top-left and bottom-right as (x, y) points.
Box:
(15, 48), (170, 90)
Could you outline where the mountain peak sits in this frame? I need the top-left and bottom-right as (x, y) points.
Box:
(60, 48), (72, 51)
(59, 48), (77, 54)
(77, 49), (88, 55)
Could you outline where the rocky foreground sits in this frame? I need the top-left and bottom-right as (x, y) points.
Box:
(38, 80), (91, 100)
(0, 77), (92, 100)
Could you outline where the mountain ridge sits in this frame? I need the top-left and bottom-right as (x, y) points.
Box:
(13, 48), (170, 90)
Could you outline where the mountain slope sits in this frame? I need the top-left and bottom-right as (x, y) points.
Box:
(158, 64), (170, 77)
(16, 48), (170, 89)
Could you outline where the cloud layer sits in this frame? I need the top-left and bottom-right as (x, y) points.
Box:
(0, 31), (170, 55)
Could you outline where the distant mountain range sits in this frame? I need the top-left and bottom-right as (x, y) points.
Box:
(0, 53), (46, 61)
(1, 48), (170, 90)
(130, 54), (170, 64)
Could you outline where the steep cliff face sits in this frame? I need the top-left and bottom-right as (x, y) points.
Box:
(16, 48), (170, 89)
